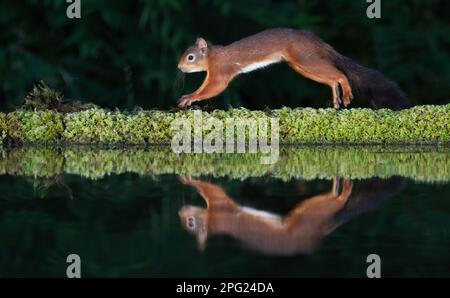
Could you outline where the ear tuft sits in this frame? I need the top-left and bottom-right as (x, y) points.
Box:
(196, 37), (208, 54)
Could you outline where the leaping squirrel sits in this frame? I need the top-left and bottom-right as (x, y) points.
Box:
(177, 28), (410, 110)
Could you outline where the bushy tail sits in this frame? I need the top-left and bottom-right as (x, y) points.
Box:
(333, 176), (407, 227)
(328, 50), (410, 110)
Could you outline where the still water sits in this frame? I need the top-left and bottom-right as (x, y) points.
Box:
(0, 146), (449, 277)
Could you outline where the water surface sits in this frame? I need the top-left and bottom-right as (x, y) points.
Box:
(0, 146), (449, 277)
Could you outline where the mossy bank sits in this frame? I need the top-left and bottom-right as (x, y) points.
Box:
(0, 104), (449, 146)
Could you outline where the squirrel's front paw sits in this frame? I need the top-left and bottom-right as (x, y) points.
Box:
(179, 175), (193, 184)
(178, 95), (195, 108)
(179, 175), (199, 185)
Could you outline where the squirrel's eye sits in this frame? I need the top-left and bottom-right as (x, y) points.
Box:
(187, 216), (196, 229)
(187, 54), (195, 62)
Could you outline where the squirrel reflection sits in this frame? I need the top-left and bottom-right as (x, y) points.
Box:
(179, 175), (406, 255)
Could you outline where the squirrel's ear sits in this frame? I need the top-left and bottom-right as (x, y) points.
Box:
(196, 37), (208, 55)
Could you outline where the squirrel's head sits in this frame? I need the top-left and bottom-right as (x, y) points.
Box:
(178, 37), (208, 73)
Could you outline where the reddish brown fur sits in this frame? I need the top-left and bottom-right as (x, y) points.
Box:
(177, 28), (353, 108)
(178, 175), (353, 254)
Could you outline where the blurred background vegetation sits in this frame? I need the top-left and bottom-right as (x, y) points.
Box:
(0, 0), (449, 112)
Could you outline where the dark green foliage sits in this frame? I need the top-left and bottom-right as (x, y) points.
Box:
(1, 0), (449, 112)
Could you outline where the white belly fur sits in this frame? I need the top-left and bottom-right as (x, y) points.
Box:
(239, 56), (283, 73)
(240, 206), (282, 223)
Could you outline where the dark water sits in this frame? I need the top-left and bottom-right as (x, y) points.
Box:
(0, 146), (449, 277)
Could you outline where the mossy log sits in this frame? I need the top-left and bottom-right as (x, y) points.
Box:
(0, 105), (449, 146)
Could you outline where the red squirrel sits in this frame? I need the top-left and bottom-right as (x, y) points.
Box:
(178, 175), (353, 254)
(177, 28), (410, 110)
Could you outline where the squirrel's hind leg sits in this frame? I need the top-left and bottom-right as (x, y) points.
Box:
(284, 52), (353, 108)
(332, 82), (342, 109)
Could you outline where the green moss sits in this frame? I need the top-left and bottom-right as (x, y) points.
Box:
(20, 81), (98, 113)
(0, 113), (6, 144)
(6, 111), (64, 144)
(1, 147), (64, 177)
(0, 146), (448, 183)
(1, 104), (449, 145)
(274, 106), (450, 144)
(63, 108), (128, 144)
